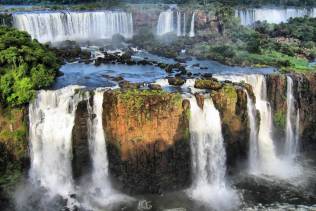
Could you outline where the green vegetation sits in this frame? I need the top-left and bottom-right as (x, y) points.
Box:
(273, 111), (286, 129)
(0, 27), (60, 107)
(132, 4), (316, 73)
(116, 89), (182, 116)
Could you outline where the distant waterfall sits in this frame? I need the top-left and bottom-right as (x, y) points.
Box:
(235, 8), (316, 25)
(157, 10), (190, 36)
(187, 96), (239, 210)
(157, 10), (174, 36)
(177, 12), (181, 36)
(13, 11), (134, 43)
(189, 12), (196, 37)
(29, 86), (83, 196)
(285, 76), (300, 159)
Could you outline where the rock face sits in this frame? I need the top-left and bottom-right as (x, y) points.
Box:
(0, 107), (28, 173)
(265, 73), (316, 150)
(72, 99), (92, 180)
(102, 89), (191, 194)
(211, 84), (249, 171)
(266, 74), (287, 147)
(0, 107), (28, 209)
(295, 73), (316, 148)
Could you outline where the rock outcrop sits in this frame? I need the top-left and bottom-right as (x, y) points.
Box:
(211, 84), (249, 171)
(72, 99), (92, 180)
(102, 89), (191, 194)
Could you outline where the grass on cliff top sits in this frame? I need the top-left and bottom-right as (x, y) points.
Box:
(115, 89), (182, 113)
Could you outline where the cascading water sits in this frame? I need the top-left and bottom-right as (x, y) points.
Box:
(285, 76), (300, 159)
(87, 90), (110, 189)
(189, 12), (196, 37)
(235, 8), (316, 25)
(157, 10), (191, 36)
(13, 11), (134, 43)
(157, 10), (174, 36)
(28, 86), (131, 210)
(187, 96), (239, 211)
(183, 13), (187, 36)
(28, 86), (83, 197)
(84, 89), (130, 207)
(246, 92), (259, 172)
(214, 74), (301, 178)
(177, 11), (181, 36)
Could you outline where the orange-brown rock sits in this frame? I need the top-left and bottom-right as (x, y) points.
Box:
(103, 89), (191, 194)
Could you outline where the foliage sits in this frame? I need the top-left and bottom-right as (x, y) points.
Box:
(273, 111), (286, 129)
(0, 27), (60, 106)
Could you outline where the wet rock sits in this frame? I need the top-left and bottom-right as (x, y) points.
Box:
(194, 78), (222, 90)
(72, 100), (92, 180)
(201, 73), (213, 79)
(112, 76), (124, 82)
(148, 83), (162, 90)
(194, 94), (205, 109)
(119, 81), (141, 89)
(168, 77), (185, 86)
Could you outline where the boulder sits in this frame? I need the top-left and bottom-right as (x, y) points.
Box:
(194, 78), (222, 90)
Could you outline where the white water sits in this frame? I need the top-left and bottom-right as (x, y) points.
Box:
(29, 85), (83, 197)
(187, 96), (239, 211)
(285, 76), (300, 159)
(177, 11), (181, 36)
(157, 10), (192, 36)
(246, 92), (259, 172)
(214, 74), (301, 178)
(236, 7), (316, 25)
(157, 10), (174, 36)
(84, 89), (130, 208)
(189, 12), (196, 37)
(13, 11), (134, 43)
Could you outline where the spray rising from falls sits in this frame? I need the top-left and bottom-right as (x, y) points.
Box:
(13, 11), (133, 43)
(285, 76), (300, 159)
(187, 96), (239, 210)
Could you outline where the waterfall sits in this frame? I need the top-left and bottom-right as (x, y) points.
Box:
(285, 76), (300, 159)
(157, 10), (174, 36)
(87, 89), (110, 189)
(246, 92), (259, 172)
(187, 96), (239, 210)
(214, 74), (301, 178)
(177, 12), (181, 36)
(183, 13), (186, 36)
(157, 10), (192, 37)
(236, 8), (316, 25)
(189, 12), (196, 37)
(13, 11), (134, 43)
(244, 75), (280, 174)
(29, 85), (83, 196)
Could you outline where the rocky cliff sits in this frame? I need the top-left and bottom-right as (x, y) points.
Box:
(102, 89), (191, 194)
(265, 73), (316, 150)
